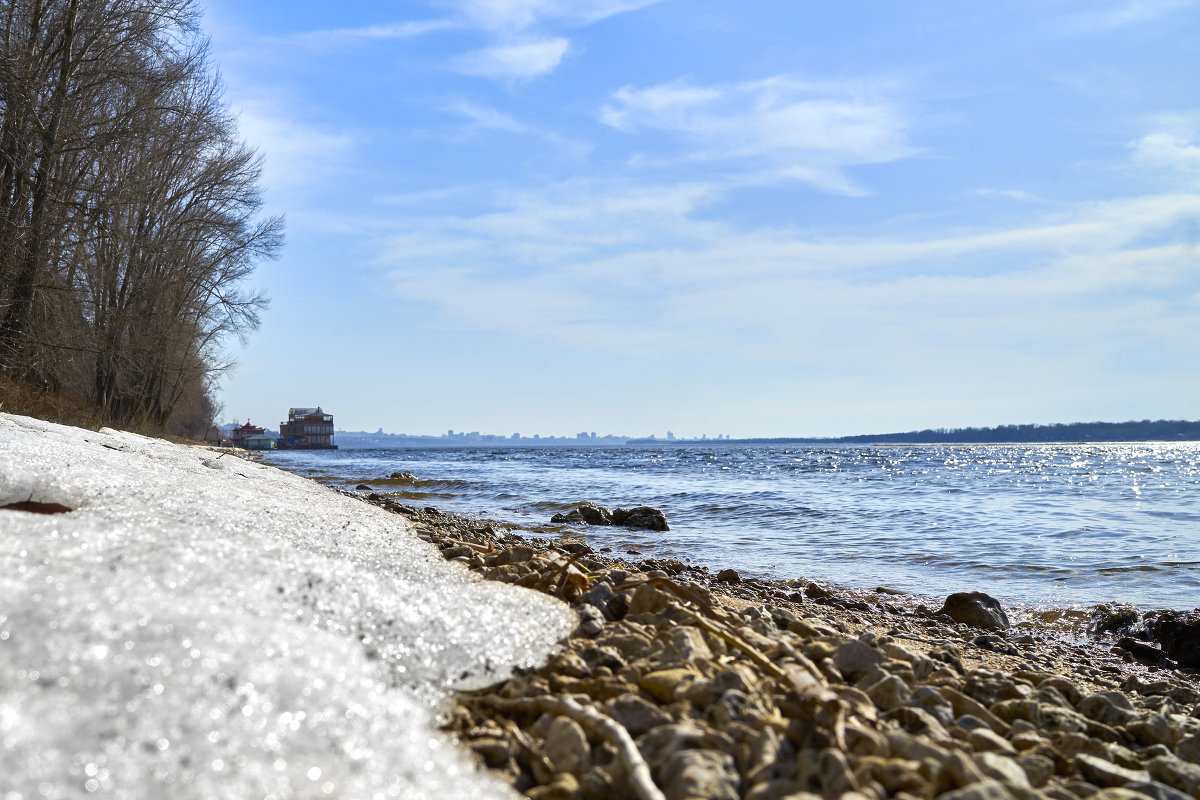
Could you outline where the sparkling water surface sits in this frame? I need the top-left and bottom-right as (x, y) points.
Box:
(263, 444), (1200, 611)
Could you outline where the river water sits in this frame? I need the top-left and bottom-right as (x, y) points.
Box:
(262, 443), (1200, 612)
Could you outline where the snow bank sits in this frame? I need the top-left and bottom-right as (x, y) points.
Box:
(0, 414), (574, 799)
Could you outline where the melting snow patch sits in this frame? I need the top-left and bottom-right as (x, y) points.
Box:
(0, 414), (574, 799)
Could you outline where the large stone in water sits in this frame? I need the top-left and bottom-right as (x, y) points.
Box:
(937, 591), (1010, 629)
(1147, 609), (1200, 667)
(612, 506), (670, 531)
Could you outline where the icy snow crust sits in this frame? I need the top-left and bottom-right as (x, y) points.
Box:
(0, 414), (574, 799)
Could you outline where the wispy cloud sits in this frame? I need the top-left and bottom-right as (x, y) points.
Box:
(234, 103), (356, 198)
(454, 37), (569, 78)
(379, 177), (1200, 364)
(450, 0), (665, 31)
(967, 188), (1047, 203)
(1132, 128), (1200, 186)
(1067, 0), (1197, 30)
(600, 77), (913, 195)
(281, 18), (456, 47)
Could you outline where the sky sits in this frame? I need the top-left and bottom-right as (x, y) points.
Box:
(203, 0), (1200, 438)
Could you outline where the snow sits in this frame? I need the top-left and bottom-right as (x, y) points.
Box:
(0, 414), (575, 800)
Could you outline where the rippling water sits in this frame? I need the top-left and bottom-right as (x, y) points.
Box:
(263, 444), (1200, 611)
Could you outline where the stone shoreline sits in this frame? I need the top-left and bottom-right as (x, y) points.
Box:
(358, 492), (1200, 800)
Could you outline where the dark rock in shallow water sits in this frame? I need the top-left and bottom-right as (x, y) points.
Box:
(1117, 637), (1171, 667)
(355, 484), (372, 491)
(611, 506), (669, 531)
(715, 568), (741, 584)
(551, 503), (669, 531)
(1089, 604), (1141, 639)
(1146, 609), (1200, 667)
(938, 591), (1010, 629)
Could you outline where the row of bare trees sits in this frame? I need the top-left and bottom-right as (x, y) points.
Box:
(0, 0), (282, 433)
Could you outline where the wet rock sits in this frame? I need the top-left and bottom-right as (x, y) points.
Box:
(354, 483), (372, 490)
(544, 716), (590, 776)
(1117, 637), (1171, 667)
(1147, 610), (1200, 668)
(1089, 604), (1141, 639)
(938, 592), (1010, 629)
(660, 748), (739, 800)
(716, 568), (742, 584)
(612, 506), (670, 531)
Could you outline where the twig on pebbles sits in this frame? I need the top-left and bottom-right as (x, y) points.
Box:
(471, 694), (666, 800)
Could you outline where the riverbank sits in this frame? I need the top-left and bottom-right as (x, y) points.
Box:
(357, 492), (1200, 800)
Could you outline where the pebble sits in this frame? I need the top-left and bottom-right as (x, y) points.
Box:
(370, 496), (1200, 800)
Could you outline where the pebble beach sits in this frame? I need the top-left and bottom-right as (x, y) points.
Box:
(358, 492), (1200, 800)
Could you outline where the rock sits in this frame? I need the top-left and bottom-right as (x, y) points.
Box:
(527, 773), (580, 800)
(974, 751), (1031, 787)
(1123, 781), (1194, 800)
(1147, 756), (1200, 797)
(833, 638), (886, 681)
(639, 668), (697, 703)
(611, 506), (669, 531)
(604, 693), (672, 737)
(865, 674), (910, 712)
(1147, 610), (1200, 667)
(1089, 604), (1141, 638)
(552, 509), (586, 524)
(716, 568), (741, 584)
(659, 749), (739, 800)
(576, 604), (605, 637)
(468, 737), (511, 767)
(628, 583), (673, 616)
(544, 716), (590, 775)
(969, 728), (1017, 756)
(1117, 637), (1171, 667)
(1078, 691), (1137, 727)
(354, 483), (372, 490)
(935, 778), (1017, 800)
(664, 626), (713, 665)
(1017, 753), (1056, 787)
(1075, 753), (1151, 787)
(938, 592), (1010, 629)
(388, 471), (419, 481)
(1176, 733), (1200, 765)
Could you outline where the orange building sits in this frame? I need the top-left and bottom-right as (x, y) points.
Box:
(278, 407), (337, 450)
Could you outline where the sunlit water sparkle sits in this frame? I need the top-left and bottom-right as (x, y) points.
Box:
(266, 443), (1200, 611)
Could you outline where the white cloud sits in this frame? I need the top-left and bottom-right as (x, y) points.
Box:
(967, 188), (1047, 203)
(451, 0), (665, 31)
(233, 104), (355, 198)
(454, 38), (569, 78)
(1069, 0), (1196, 30)
(379, 181), (1200, 363)
(1132, 131), (1200, 185)
(600, 77), (913, 194)
(282, 18), (455, 47)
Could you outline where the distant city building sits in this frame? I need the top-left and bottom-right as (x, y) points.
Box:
(666, 431), (675, 440)
(278, 407), (337, 450)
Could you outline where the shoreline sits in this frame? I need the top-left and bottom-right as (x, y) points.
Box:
(356, 490), (1200, 800)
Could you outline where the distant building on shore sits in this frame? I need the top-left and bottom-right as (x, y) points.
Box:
(229, 420), (266, 448)
(278, 407), (338, 450)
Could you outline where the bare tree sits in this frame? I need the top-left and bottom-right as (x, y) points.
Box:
(0, 0), (281, 428)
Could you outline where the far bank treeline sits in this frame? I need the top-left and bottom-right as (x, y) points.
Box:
(0, 0), (281, 435)
(629, 419), (1200, 446)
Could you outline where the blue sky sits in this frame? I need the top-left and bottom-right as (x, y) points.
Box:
(204, 0), (1200, 438)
